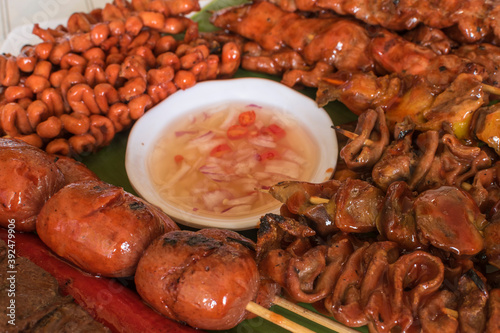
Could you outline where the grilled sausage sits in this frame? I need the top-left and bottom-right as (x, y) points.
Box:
(0, 138), (64, 232)
(135, 229), (260, 330)
(36, 179), (179, 277)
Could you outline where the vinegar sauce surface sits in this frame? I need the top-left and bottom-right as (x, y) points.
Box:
(149, 102), (319, 219)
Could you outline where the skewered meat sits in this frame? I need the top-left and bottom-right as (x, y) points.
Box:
(211, 1), (375, 72)
(268, 176), (488, 257)
(417, 74), (488, 138)
(457, 270), (489, 333)
(256, 213), (472, 332)
(469, 161), (500, 217)
(455, 43), (500, 86)
(0, 138), (64, 232)
(413, 186), (486, 256)
(36, 179), (179, 277)
(265, 0), (500, 44)
(403, 25), (457, 55)
(418, 290), (459, 333)
(320, 72), (490, 138)
(135, 229), (260, 330)
(211, 2), (500, 87)
(339, 107), (389, 172)
(485, 202), (500, 269)
(334, 178), (384, 233)
(371, 128), (417, 191)
(473, 103), (500, 156)
(418, 133), (492, 190)
(266, 180), (341, 237)
(376, 181), (423, 251)
(257, 213), (500, 332)
(487, 289), (500, 332)
(269, 178), (384, 235)
(337, 105), (496, 191)
(317, 41), (499, 112)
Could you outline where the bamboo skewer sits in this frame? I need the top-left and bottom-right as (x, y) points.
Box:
(273, 296), (360, 333)
(483, 84), (500, 96)
(310, 196), (330, 204)
(247, 297), (361, 333)
(322, 77), (345, 86)
(333, 126), (374, 145)
(443, 307), (459, 319)
(246, 301), (316, 333)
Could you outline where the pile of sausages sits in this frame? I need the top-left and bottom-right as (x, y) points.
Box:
(0, 0), (242, 156)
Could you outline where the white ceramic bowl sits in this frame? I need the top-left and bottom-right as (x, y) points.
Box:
(125, 78), (338, 230)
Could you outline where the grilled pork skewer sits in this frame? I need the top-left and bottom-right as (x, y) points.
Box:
(268, 0), (500, 44)
(211, 2), (500, 87)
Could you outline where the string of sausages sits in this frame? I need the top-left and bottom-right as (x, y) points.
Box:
(0, 0), (242, 156)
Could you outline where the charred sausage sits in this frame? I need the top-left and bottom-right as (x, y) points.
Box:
(36, 180), (179, 277)
(135, 229), (260, 330)
(0, 138), (64, 232)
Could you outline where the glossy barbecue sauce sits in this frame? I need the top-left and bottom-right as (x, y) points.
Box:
(149, 102), (318, 218)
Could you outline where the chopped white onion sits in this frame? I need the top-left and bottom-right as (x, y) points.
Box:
(219, 110), (239, 130)
(231, 177), (259, 189)
(234, 157), (258, 176)
(202, 189), (233, 210)
(264, 159), (301, 179)
(205, 156), (233, 168)
(199, 164), (235, 182)
(235, 147), (257, 161)
(187, 130), (214, 145)
(195, 138), (227, 154)
(248, 135), (277, 148)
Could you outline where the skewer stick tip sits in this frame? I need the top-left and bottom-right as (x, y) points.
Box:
(272, 296), (360, 333)
(332, 126), (374, 145)
(246, 301), (316, 333)
(309, 196), (330, 205)
(322, 77), (345, 86)
(483, 83), (500, 96)
(443, 308), (459, 319)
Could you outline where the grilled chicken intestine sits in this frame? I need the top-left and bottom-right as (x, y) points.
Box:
(337, 106), (495, 191)
(255, 213), (500, 333)
(268, 177), (488, 256)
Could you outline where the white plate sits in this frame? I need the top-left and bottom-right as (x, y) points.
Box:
(126, 78), (338, 230)
(1, 19), (66, 54)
